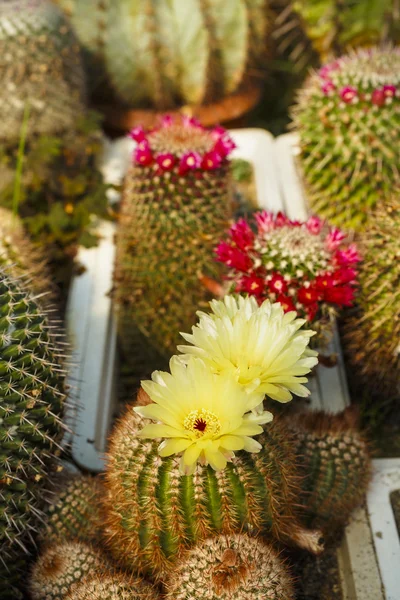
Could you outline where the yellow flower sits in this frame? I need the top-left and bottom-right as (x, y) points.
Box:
(178, 295), (318, 403)
(135, 356), (273, 475)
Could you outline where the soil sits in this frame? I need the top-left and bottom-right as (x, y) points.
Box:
(289, 545), (343, 600)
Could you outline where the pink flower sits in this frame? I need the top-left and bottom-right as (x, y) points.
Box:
(161, 114), (174, 127)
(334, 243), (361, 265)
(215, 243), (252, 272)
(371, 89), (386, 107)
(213, 135), (236, 158)
(210, 125), (227, 140)
(333, 267), (358, 285)
(306, 215), (323, 234)
(326, 227), (346, 250)
(268, 273), (288, 294)
(182, 115), (203, 129)
(319, 60), (341, 79)
(383, 85), (396, 98)
(134, 145), (153, 166)
(255, 210), (275, 234)
(321, 81), (336, 95)
(340, 86), (358, 103)
(156, 153), (176, 171)
(324, 285), (355, 307)
(201, 150), (223, 170)
(229, 218), (254, 251)
(129, 126), (147, 143)
(298, 285), (319, 305)
(276, 294), (296, 314)
(239, 275), (265, 297)
(275, 211), (290, 227)
(179, 152), (201, 175)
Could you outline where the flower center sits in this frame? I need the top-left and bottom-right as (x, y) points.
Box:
(184, 409), (221, 438)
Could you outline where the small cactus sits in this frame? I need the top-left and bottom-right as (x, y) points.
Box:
(293, 46), (400, 230)
(165, 533), (294, 600)
(30, 541), (107, 600)
(288, 408), (371, 535)
(343, 200), (400, 397)
(43, 475), (104, 544)
(114, 118), (234, 373)
(66, 572), (158, 600)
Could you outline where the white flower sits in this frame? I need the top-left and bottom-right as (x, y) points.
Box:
(178, 295), (318, 403)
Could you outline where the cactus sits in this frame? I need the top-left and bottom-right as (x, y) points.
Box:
(114, 118), (234, 371)
(165, 533), (294, 600)
(54, 0), (269, 110)
(42, 475), (104, 544)
(292, 46), (400, 230)
(0, 269), (66, 596)
(30, 541), (107, 600)
(66, 572), (159, 600)
(103, 408), (324, 582)
(287, 408), (371, 534)
(0, 0), (86, 143)
(343, 200), (400, 397)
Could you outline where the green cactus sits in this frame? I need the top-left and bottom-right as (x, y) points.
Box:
(42, 475), (104, 544)
(30, 541), (107, 600)
(0, 269), (66, 597)
(287, 408), (371, 534)
(343, 200), (400, 397)
(103, 408), (324, 582)
(293, 46), (400, 230)
(114, 119), (234, 373)
(65, 572), (159, 600)
(54, 0), (269, 110)
(0, 0), (86, 143)
(165, 533), (294, 600)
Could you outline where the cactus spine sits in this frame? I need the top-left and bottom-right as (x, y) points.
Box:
(288, 408), (371, 534)
(43, 475), (104, 544)
(30, 541), (107, 600)
(0, 269), (66, 597)
(103, 409), (323, 582)
(114, 119), (234, 370)
(66, 572), (159, 600)
(165, 533), (294, 600)
(293, 46), (400, 230)
(343, 200), (400, 397)
(55, 0), (269, 109)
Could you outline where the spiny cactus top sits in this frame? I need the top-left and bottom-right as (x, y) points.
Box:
(0, 0), (86, 142)
(115, 117), (235, 364)
(215, 211), (360, 343)
(343, 200), (400, 394)
(55, 0), (269, 110)
(0, 269), (66, 571)
(65, 572), (159, 600)
(165, 533), (294, 600)
(293, 46), (400, 230)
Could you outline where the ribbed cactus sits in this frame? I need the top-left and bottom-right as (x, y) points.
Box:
(288, 408), (371, 534)
(114, 118), (234, 371)
(55, 0), (269, 110)
(103, 409), (323, 582)
(343, 200), (400, 396)
(0, 0), (86, 143)
(43, 475), (104, 544)
(0, 269), (66, 597)
(30, 541), (107, 600)
(165, 533), (294, 600)
(66, 572), (159, 600)
(293, 46), (400, 230)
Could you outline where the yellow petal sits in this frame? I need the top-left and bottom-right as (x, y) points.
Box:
(158, 438), (192, 457)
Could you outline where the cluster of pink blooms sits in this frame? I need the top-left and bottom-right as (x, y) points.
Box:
(319, 60), (397, 106)
(129, 116), (236, 175)
(215, 211), (361, 323)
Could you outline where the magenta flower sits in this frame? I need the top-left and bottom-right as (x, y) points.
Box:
(306, 215), (323, 235)
(326, 227), (346, 250)
(340, 86), (358, 103)
(334, 243), (361, 266)
(179, 152), (201, 175)
(319, 60), (341, 79)
(182, 115), (203, 129)
(134, 145), (153, 166)
(383, 85), (396, 98)
(321, 81), (336, 95)
(229, 218), (255, 251)
(211, 125), (227, 140)
(215, 242), (252, 272)
(213, 135), (236, 158)
(371, 89), (386, 107)
(161, 114), (174, 127)
(156, 153), (176, 171)
(201, 150), (222, 170)
(255, 210), (275, 234)
(275, 211), (290, 227)
(129, 126), (147, 143)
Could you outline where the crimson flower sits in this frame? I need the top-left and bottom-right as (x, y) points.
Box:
(134, 145), (153, 166)
(275, 295), (296, 313)
(298, 286), (319, 305)
(156, 153), (176, 171)
(229, 218), (255, 251)
(340, 86), (358, 103)
(179, 152), (201, 175)
(268, 273), (288, 294)
(129, 126), (147, 143)
(238, 275), (265, 297)
(215, 243), (252, 272)
(201, 151), (222, 171)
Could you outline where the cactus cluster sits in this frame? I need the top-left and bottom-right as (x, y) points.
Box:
(343, 200), (400, 397)
(114, 118), (234, 373)
(55, 0), (269, 110)
(165, 533), (294, 600)
(66, 573), (158, 600)
(293, 46), (400, 230)
(0, 268), (66, 597)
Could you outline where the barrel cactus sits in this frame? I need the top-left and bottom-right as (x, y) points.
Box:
(66, 572), (159, 600)
(288, 408), (371, 534)
(343, 200), (400, 397)
(165, 533), (294, 600)
(0, 269), (66, 597)
(293, 46), (400, 230)
(0, 0), (86, 142)
(114, 118), (234, 373)
(30, 541), (107, 600)
(54, 0), (269, 110)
